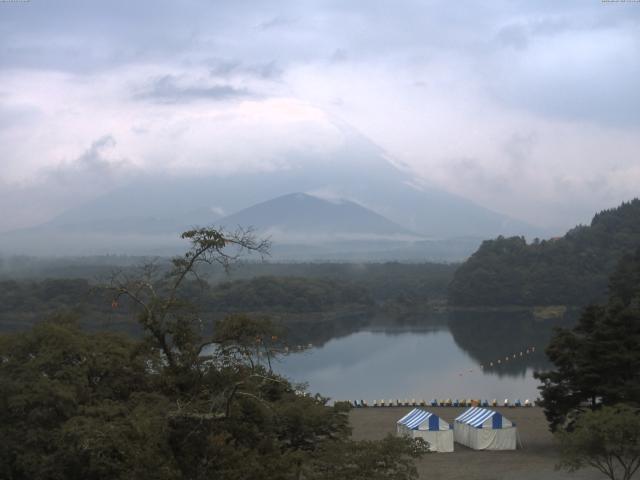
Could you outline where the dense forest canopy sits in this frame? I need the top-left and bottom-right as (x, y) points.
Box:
(207, 276), (373, 313)
(0, 261), (455, 334)
(0, 227), (428, 480)
(448, 199), (640, 307)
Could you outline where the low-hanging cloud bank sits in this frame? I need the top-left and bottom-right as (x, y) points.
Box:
(1, 0), (639, 233)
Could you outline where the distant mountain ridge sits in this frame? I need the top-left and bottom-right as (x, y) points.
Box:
(448, 199), (640, 307)
(218, 193), (416, 241)
(0, 132), (545, 259)
(41, 132), (542, 238)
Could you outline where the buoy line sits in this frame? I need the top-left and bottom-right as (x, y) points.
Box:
(340, 398), (535, 408)
(479, 346), (536, 370)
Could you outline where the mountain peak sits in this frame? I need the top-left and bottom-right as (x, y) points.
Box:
(217, 192), (416, 242)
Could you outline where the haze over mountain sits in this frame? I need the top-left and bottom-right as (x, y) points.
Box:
(218, 192), (416, 241)
(2, 1), (640, 242)
(0, 131), (548, 260)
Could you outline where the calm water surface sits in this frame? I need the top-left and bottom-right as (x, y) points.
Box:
(276, 313), (570, 404)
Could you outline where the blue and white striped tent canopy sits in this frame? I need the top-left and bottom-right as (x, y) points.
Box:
(397, 408), (450, 431)
(455, 407), (513, 429)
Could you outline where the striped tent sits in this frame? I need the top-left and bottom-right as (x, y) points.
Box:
(396, 408), (454, 452)
(454, 407), (517, 450)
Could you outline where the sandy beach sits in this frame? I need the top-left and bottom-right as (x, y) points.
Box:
(349, 407), (606, 480)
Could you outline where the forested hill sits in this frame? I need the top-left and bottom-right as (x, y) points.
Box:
(448, 199), (640, 307)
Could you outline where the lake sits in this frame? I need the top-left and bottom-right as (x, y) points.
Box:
(275, 311), (573, 404)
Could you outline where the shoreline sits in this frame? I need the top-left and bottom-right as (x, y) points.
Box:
(349, 407), (604, 480)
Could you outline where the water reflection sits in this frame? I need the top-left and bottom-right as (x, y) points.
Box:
(276, 310), (577, 403)
(280, 311), (450, 349)
(448, 310), (576, 378)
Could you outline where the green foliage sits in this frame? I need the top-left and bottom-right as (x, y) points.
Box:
(0, 317), (174, 480)
(536, 248), (640, 431)
(556, 404), (640, 480)
(0, 313), (369, 479)
(0, 262), (456, 334)
(305, 435), (429, 480)
(449, 199), (640, 306)
(208, 276), (374, 313)
(0, 278), (90, 315)
(0, 227), (428, 479)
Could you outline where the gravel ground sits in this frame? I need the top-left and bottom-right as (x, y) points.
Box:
(349, 407), (607, 480)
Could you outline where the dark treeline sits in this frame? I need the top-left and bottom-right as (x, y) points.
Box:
(0, 258), (456, 304)
(0, 278), (114, 333)
(207, 276), (373, 313)
(0, 254), (145, 279)
(0, 262), (456, 334)
(448, 199), (640, 307)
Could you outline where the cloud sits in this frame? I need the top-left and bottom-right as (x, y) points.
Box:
(502, 132), (538, 170)
(489, 25), (640, 126)
(330, 49), (348, 63)
(495, 17), (572, 50)
(0, 0), (639, 233)
(136, 74), (253, 103)
(446, 158), (512, 195)
(50, 135), (124, 181)
(209, 206), (226, 216)
(255, 15), (297, 31)
(0, 103), (41, 131)
(0, 134), (133, 232)
(207, 58), (284, 80)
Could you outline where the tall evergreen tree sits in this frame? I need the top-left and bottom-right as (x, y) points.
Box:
(536, 248), (640, 431)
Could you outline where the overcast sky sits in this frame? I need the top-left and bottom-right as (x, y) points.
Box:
(1, 0), (639, 232)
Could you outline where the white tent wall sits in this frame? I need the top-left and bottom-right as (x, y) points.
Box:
(469, 427), (517, 450)
(411, 429), (454, 453)
(453, 422), (471, 447)
(396, 408), (454, 453)
(453, 407), (517, 451)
